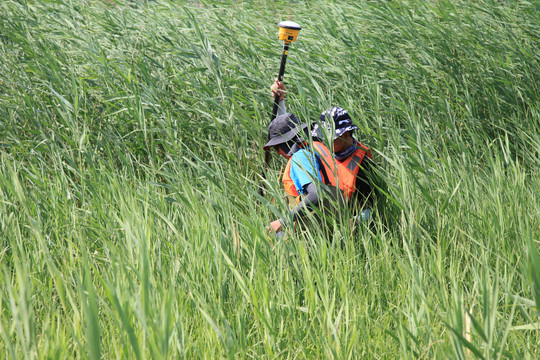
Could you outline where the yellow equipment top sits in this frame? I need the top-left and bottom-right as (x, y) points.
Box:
(278, 21), (301, 44)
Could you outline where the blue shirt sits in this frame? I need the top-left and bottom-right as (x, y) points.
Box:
(289, 148), (322, 194)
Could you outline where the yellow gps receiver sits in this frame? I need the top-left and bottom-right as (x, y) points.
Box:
(278, 21), (301, 44)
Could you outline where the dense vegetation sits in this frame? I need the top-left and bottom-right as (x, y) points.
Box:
(1, 0), (539, 358)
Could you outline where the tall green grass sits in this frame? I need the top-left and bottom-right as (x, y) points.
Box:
(1, 0), (539, 358)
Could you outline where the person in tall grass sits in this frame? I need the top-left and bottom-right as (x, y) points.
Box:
(266, 80), (376, 234)
(264, 112), (330, 234)
(310, 107), (376, 224)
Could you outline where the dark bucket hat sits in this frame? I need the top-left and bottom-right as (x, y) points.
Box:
(311, 107), (358, 139)
(263, 113), (308, 150)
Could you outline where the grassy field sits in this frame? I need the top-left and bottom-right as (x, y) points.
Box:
(1, 0), (539, 358)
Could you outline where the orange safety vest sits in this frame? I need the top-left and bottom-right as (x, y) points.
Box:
(282, 141), (371, 200)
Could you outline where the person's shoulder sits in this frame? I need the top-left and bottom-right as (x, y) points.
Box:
(291, 148), (312, 160)
(291, 148), (317, 169)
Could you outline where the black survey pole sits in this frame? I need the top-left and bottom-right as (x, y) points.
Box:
(259, 21), (301, 197)
(271, 42), (290, 119)
(259, 42), (289, 195)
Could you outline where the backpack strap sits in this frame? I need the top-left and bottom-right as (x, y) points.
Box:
(316, 155), (330, 185)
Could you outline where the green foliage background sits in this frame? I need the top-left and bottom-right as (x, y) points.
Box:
(0, 0), (539, 358)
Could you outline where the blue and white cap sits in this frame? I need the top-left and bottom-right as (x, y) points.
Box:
(311, 107), (359, 139)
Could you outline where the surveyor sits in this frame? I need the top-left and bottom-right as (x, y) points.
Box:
(267, 79), (376, 234)
(263, 112), (329, 233)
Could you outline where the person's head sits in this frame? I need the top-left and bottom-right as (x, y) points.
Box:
(311, 107), (358, 153)
(264, 113), (308, 159)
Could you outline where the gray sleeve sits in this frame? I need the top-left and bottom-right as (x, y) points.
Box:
(279, 182), (321, 228)
(276, 99), (287, 116)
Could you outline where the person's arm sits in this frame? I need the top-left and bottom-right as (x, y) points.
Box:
(352, 156), (376, 211)
(278, 182), (321, 228)
(271, 79), (287, 116)
(277, 99), (286, 116)
(268, 150), (321, 234)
